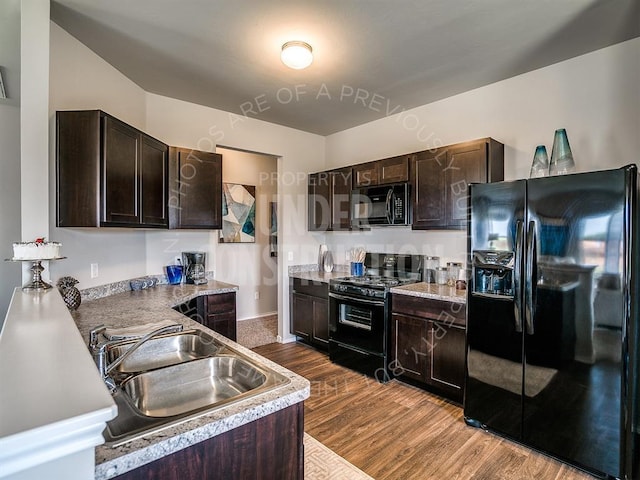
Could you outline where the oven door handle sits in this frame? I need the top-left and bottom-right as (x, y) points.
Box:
(328, 292), (385, 307)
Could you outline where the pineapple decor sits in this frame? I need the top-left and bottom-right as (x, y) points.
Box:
(57, 276), (81, 310)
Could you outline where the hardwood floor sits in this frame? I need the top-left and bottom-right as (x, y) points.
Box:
(253, 342), (595, 480)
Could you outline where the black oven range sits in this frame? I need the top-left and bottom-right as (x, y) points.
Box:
(328, 253), (424, 382)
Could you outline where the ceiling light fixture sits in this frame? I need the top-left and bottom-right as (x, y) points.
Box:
(281, 41), (313, 70)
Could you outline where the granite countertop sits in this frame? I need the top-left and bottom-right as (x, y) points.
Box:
(391, 282), (467, 304)
(288, 264), (349, 283)
(71, 281), (310, 480)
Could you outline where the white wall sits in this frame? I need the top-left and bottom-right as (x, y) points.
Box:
(48, 22), (149, 287)
(324, 37), (640, 268)
(0, 0), (21, 322)
(144, 94), (326, 339)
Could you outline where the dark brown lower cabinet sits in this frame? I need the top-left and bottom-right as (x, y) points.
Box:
(196, 292), (237, 341)
(289, 278), (329, 350)
(113, 402), (304, 480)
(391, 294), (466, 404)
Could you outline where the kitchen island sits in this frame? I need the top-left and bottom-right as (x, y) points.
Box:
(73, 281), (310, 479)
(1, 281), (310, 480)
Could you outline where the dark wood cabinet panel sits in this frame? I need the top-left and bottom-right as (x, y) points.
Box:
(352, 155), (410, 188)
(308, 172), (331, 231)
(114, 403), (304, 480)
(195, 292), (237, 341)
(330, 167), (352, 230)
(57, 110), (168, 228)
(379, 154), (410, 184)
(168, 147), (223, 229)
(429, 321), (466, 403)
(391, 294), (467, 404)
(56, 110), (101, 227)
(411, 149), (447, 229)
(103, 116), (140, 225)
(290, 278), (329, 349)
(353, 161), (378, 187)
(141, 135), (169, 226)
(308, 167), (352, 231)
(412, 138), (503, 230)
(392, 313), (430, 383)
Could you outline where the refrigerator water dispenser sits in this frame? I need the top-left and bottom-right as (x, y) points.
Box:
(472, 250), (514, 297)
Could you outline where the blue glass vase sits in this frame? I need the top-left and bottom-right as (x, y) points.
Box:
(549, 128), (575, 176)
(529, 145), (549, 178)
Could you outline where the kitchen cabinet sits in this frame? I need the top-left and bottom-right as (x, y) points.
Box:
(57, 110), (169, 228)
(391, 294), (466, 403)
(411, 138), (504, 230)
(113, 402), (303, 480)
(352, 154), (411, 187)
(307, 166), (352, 231)
(168, 147), (223, 229)
(195, 292), (237, 341)
(290, 277), (329, 350)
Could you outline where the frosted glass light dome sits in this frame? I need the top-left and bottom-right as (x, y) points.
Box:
(281, 41), (313, 69)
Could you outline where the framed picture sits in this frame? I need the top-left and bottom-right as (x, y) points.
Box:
(219, 183), (256, 243)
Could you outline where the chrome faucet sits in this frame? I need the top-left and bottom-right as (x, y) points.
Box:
(89, 323), (184, 391)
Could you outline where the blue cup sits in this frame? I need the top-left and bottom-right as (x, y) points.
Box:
(166, 265), (183, 285)
(350, 262), (365, 276)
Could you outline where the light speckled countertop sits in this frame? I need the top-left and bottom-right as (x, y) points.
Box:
(390, 282), (467, 304)
(288, 264), (349, 283)
(71, 281), (310, 480)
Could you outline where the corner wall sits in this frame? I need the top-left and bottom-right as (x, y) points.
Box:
(324, 37), (640, 267)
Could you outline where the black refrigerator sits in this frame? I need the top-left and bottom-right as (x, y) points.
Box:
(464, 165), (639, 479)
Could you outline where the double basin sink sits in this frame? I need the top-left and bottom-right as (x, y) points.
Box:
(102, 329), (289, 446)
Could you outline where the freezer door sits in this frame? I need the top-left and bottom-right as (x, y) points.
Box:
(464, 180), (526, 440)
(523, 168), (630, 478)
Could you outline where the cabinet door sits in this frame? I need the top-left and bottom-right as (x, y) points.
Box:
(429, 321), (466, 402)
(308, 172), (331, 231)
(330, 167), (352, 230)
(411, 149), (446, 229)
(445, 141), (488, 228)
(379, 155), (410, 184)
(205, 292), (237, 341)
(140, 135), (168, 227)
(392, 313), (429, 383)
(102, 116), (140, 225)
(353, 162), (379, 187)
(312, 297), (329, 345)
(168, 148), (222, 229)
(291, 293), (313, 341)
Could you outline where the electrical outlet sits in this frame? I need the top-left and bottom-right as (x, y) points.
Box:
(90, 263), (99, 278)
(174, 256), (181, 265)
(287, 251), (293, 261)
(254, 291), (260, 300)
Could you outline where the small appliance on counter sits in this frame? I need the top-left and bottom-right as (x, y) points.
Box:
(182, 252), (207, 285)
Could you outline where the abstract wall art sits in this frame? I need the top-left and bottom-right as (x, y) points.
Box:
(219, 183), (256, 243)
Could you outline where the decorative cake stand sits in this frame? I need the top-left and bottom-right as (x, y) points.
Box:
(5, 257), (66, 291)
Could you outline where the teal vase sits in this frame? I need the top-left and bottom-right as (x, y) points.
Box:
(529, 145), (549, 178)
(549, 128), (575, 176)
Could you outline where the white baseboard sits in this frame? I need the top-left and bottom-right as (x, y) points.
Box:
(237, 311), (278, 322)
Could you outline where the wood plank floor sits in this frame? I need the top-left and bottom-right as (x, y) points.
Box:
(254, 342), (596, 480)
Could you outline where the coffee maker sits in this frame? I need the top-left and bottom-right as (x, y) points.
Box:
(182, 252), (207, 285)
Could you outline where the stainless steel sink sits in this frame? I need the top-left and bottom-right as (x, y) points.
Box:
(122, 356), (272, 417)
(102, 341), (290, 446)
(106, 329), (222, 374)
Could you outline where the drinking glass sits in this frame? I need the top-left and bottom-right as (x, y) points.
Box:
(166, 265), (183, 285)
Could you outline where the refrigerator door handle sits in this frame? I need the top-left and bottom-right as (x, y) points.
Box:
(513, 220), (524, 333)
(524, 220), (536, 335)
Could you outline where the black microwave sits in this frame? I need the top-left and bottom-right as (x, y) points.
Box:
(351, 183), (411, 228)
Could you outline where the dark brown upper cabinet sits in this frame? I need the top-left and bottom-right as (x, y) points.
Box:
(412, 138), (504, 230)
(308, 166), (352, 231)
(57, 110), (168, 228)
(352, 154), (411, 187)
(168, 147), (223, 229)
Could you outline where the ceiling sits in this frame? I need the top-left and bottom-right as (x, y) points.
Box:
(51, 0), (640, 136)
